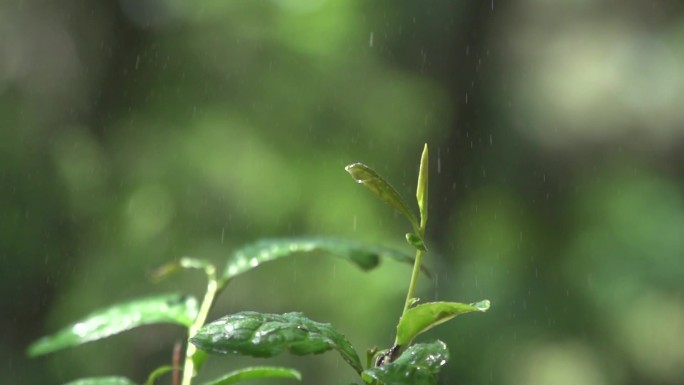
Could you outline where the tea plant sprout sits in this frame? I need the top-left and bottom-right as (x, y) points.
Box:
(345, 144), (490, 378)
(28, 144), (489, 385)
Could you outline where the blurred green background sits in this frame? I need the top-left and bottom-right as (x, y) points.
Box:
(2, 0), (684, 384)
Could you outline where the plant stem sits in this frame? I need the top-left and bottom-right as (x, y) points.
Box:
(395, 144), (429, 347)
(181, 265), (220, 385)
(395, 226), (426, 348)
(172, 341), (182, 385)
(400, 249), (424, 316)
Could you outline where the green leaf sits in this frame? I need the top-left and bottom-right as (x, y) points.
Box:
(192, 349), (209, 373)
(361, 341), (449, 385)
(63, 377), (138, 385)
(345, 162), (419, 231)
(191, 311), (363, 374)
(396, 300), (490, 346)
(143, 366), (173, 385)
(416, 144), (429, 229)
(28, 294), (198, 357)
(222, 237), (416, 281)
(199, 366), (301, 385)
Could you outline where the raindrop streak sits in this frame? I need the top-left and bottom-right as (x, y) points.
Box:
(353, 215), (357, 231)
(369, 31), (374, 47)
(221, 227), (225, 244)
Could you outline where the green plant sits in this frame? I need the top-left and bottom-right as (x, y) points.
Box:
(28, 144), (489, 385)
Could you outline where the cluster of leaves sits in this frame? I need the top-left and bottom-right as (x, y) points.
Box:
(28, 144), (489, 385)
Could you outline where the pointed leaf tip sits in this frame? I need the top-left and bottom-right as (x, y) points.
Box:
(416, 144), (429, 229)
(473, 299), (491, 311)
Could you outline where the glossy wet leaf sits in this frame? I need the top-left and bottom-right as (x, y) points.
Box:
(416, 144), (429, 228)
(191, 311), (363, 374)
(361, 341), (449, 385)
(28, 294), (198, 357)
(63, 377), (137, 385)
(222, 237), (418, 281)
(199, 366), (301, 385)
(345, 162), (419, 231)
(396, 300), (490, 346)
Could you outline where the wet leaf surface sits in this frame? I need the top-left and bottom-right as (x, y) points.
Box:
(191, 311), (363, 374)
(361, 341), (449, 385)
(28, 294), (198, 356)
(222, 237), (417, 281)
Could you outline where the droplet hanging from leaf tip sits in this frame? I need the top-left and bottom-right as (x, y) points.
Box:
(473, 300), (491, 311)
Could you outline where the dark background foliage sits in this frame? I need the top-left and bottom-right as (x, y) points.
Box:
(2, 1), (684, 384)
